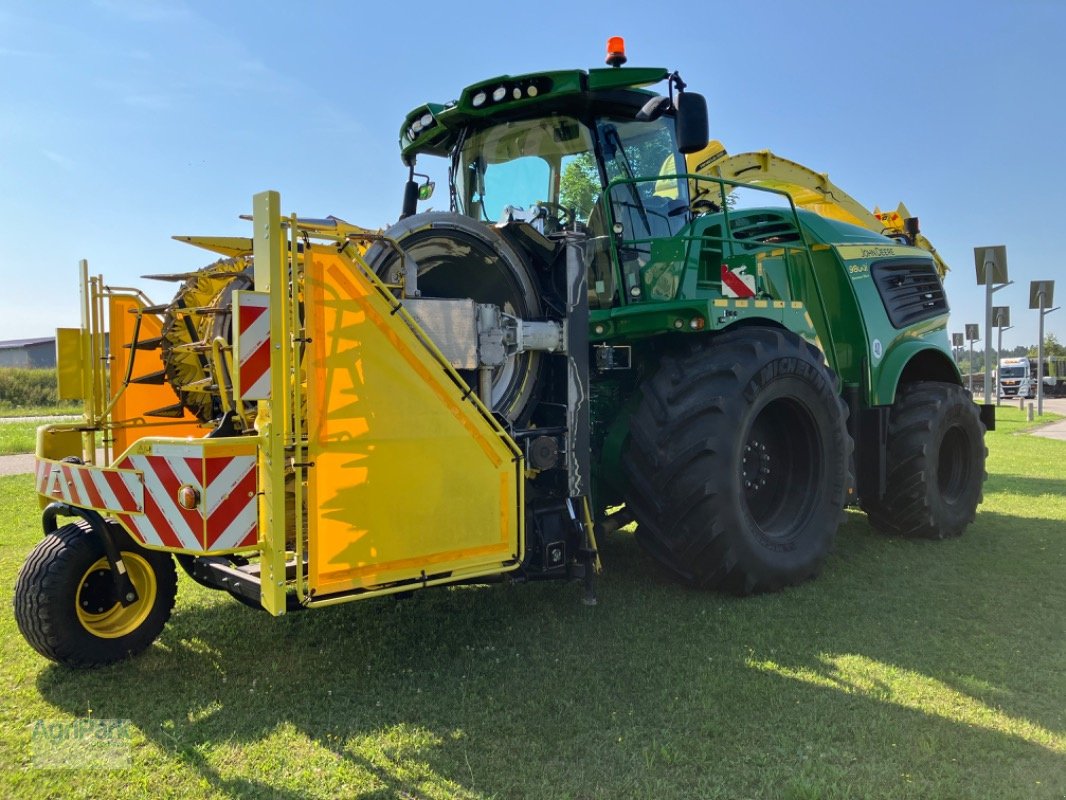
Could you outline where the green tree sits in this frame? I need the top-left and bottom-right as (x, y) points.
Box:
(1027, 333), (1065, 357)
(559, 153), (599, 219)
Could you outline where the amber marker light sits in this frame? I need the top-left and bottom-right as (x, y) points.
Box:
(177, 485), (200, 510)
(606, 36), (627, 67)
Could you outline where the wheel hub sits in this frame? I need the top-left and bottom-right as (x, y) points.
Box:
(76, 554), (158, 639)
(741, 439), (772, 493)
(78, 567), (118, 615)
(739, 398), (822, 542)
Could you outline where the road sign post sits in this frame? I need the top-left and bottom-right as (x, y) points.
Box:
(975, 246), (1012, 405)
(965, 323), (980, 393)
(993, 306), (1011, 406)
(1030, 281), (1059, 416)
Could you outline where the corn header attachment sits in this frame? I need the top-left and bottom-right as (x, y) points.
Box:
(17, 191), (597, 665)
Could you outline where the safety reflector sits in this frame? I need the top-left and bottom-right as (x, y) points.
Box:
(233, 291), (271, 401)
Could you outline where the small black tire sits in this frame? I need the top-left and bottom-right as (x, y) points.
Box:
(861, 381), (987, 539)
(623, 327), (851, 594)
(13, 522), (177, 667)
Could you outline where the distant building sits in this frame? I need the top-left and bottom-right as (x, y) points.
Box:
(0, 337), (56, 368)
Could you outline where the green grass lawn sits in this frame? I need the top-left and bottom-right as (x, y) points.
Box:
(0, 417), (79, 456)
(0, 404), (82, 418)
(0, 406), (1063, 799)
(0, 421), (45, 456)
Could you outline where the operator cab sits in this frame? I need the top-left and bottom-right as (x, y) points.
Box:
(451, 108), (689, 237)
(398, 49), (708, 309)
(450, 106), (691, 307)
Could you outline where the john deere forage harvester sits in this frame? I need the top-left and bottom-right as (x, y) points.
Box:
(15, 40), (993, 667)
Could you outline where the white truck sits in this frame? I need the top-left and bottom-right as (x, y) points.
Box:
(999, 356), (1066, 399)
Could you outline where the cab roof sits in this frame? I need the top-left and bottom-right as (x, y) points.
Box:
(399, 66), (668, 163)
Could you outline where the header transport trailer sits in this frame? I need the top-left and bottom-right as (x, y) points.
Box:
(15, 40), (993, 667)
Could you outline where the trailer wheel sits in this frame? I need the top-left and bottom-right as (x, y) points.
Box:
(13, 522), (177, 667)
(623, 328), (851, 594)
(862, 381), (986, 539)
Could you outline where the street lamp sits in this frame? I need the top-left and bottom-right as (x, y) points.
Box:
(1029, 280), (1059, 416)
(974, 246), (1012, 405)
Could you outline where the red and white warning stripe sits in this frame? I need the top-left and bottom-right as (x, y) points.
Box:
(235, 291), (271, 401)
(114, 446), (258, 552)
(202, 453), (258, 551)
(117, 453), (204, 549)
(36, 459), (144, 515)
(36, 445), (258, 554)
(721, 263), (756, 298)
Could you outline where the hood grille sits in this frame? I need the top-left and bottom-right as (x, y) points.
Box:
(871, 260), (947, 328)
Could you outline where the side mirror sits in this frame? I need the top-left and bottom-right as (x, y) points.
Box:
(401, 175), (435, 220)
(401, 180), (419, 219)
(676, 92), (709, 155)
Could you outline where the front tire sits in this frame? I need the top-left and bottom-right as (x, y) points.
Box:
(623, 328), (851, 594)
(14, 522), (177, 667)
(862, 381), (987, 539)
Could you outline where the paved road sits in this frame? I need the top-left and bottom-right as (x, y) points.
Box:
(0, 453), (34, 477)
(1026, 396), (1066, 441)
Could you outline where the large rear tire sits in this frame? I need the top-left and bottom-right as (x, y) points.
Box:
(861, 381), (986, 539)
(623, 328), (851, 594)
(14, 522), (177, 667)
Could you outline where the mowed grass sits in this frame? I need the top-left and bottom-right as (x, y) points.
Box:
(0, 417), (79, 456)
(0, 406), (1064, 799)
(0, 421), (44, 456)
(0, 404), (81, 418)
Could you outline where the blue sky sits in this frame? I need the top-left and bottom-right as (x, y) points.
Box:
(1, 0), (1063, 350)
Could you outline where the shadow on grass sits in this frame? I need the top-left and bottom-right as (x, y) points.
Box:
(34, 510), (1066, 798)
(986, 473), (1066, 498)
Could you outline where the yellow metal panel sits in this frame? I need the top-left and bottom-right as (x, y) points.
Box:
(55, 328), (84, 401)
(37, 425), (83, 462)
(304, 251), (522, 597)
(252, 191), (288, 616)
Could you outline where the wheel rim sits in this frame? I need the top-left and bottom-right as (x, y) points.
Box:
(937, 425), (972, 503)
(75, 553), (157, 639)
(741, 397), (822, 541)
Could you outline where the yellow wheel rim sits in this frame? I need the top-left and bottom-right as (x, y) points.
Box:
(75, 553), (157, 639)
